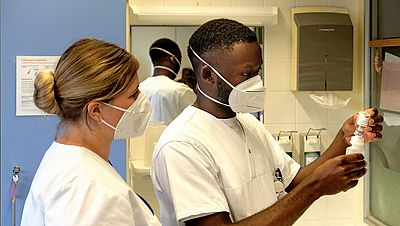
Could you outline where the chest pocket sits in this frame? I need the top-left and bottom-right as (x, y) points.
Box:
(222, 172), (278, 222)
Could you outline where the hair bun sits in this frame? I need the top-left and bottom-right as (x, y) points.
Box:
(33, 70), (61, 114)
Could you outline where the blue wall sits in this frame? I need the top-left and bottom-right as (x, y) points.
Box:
(1, 1), (127, 225)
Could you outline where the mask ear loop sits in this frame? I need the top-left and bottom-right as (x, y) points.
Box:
(99, 102), (129, 131)
(189, 46), (235, 90)
(153, 65), (178, 77)
(100, 118), (117, 130)
(170, 56), (181, 69)
(196, 84), (230, 108)
(101, 101), (129, 113)
(150, 47), (181, 68)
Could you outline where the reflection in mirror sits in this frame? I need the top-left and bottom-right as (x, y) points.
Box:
(131, 26), (198, 82)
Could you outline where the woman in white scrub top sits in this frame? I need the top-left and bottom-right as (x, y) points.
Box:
(20, 38), (160, 226)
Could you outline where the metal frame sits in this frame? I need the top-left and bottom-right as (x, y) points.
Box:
(363, 1), (388, 225)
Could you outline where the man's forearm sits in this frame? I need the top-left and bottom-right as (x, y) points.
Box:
(287, 128), (349, 191)
(236, 176), (321, 226)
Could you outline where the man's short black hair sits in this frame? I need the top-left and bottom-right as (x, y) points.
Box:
(188, 18), (258, 68)
(149, 38), (181, 63)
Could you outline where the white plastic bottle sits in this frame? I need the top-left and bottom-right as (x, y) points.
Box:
(346, 111), (370, 155)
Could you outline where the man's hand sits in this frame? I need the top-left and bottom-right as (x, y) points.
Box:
(341, 108), (384, 145)
(308, 153), (367, 196)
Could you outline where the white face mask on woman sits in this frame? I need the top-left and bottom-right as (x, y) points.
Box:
(100, 92), (152, 139)
(190, 46), (266, 113)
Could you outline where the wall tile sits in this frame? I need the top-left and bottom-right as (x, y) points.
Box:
(264, 0), (277, 7)
(328, 0), (355, 16)
(295, 92), (328, 124)
(298, 196), (327, 220)
(265, 58), (292, 91)
(323, 123), (342, 150)
(295, 123), (327, 135)
(263, 0), (296, 26)
(353, 179), (368, 226)
(327, 92), (362, 123)
(294, 220), (327, 226)
(264, 124), (296, 135)
(296, 0), (328, 7)
(265, 91), (296, 124)
(326, 189), (357, 220)
(265, 25), (291, 59)
(326, 220), (355, 226)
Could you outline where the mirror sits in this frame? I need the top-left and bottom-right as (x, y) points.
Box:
(131, 26), (198, 82)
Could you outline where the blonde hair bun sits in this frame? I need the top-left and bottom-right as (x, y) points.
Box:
(33, 70), (61, 114)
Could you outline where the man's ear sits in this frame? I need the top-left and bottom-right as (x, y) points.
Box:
(199, 65), (215, 84)
(169, 56), (175, 65)
(169, 56), (180, 67)
(87, 101), (102, 123)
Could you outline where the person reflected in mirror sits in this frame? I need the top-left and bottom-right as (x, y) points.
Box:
(21, 38), (160, 226)
(177, 67), (197, 93)
(140, 38), (196, 125)
(150, 19), (384, 226)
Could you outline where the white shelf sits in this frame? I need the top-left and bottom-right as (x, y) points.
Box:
(131, 160), (150, 174)
(129, 5), (278, 26)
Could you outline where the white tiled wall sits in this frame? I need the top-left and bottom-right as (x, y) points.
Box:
(129, 0), (368, 225)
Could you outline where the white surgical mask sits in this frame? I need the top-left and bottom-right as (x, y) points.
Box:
(190, 46), (266, 113)
(100, 92), (152, 139)
(150, 47), (181, 78)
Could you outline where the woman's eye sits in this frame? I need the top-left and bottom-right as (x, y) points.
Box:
(131, 91), (139, 99)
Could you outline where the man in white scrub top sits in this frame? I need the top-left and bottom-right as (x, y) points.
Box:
(151, 19), (384, 226)
(140, 38), (196, 125)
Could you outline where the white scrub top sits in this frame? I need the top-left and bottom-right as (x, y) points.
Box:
(140, 75), (196, 125)
(21, 142), (160, 226)
(151, 106), (300, 226)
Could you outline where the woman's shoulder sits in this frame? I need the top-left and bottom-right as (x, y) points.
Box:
(33, 142), (131, 196)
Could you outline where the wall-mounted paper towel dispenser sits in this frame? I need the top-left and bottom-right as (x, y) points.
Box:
(291, 7), (353, 91)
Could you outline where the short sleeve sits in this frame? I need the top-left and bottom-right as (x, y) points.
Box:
(153, 140), (230, 223)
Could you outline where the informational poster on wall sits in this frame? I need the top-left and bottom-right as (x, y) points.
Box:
(16, 56), (59, 116)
